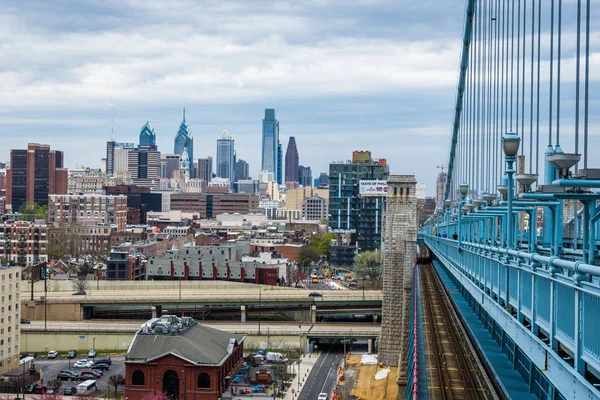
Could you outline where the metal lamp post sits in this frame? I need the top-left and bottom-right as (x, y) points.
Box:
(458, 182), (469, 248)
(502, 132), (521, 251)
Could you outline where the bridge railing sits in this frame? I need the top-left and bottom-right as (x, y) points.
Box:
(424, 234), (600, 397)
(405, 264), (419, 399)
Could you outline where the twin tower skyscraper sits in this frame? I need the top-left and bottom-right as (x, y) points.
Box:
(262, 108), (303, 186)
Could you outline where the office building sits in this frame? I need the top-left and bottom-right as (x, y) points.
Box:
(170, 193), (259, 218)
(68, 168), (117, 194)
(128, 146), (161, 189)
(236, 179), (259, 195)
(106, 141), (135, 176)
(196, 157), (213, 184)
(261, 109), (281, 185)
(48, 194), (128, 231)
(160, 154), (180, 179)
(0, 264), (21, 374)
(259, 199), (280, 219)
(139, 121), (157, 149)
(277, 143), (282, 185)
(285, 136), (299, 184)
(173, 110), (194, 178)
(0, 221), (48, 265)
(298, 165), (312, 187)
(316, 172), (330, 188)
(302, 194), (328, 221)
(6, 143), (68, 212)
(106, 185), (162, 225)
(235, 159), (249, 182)
(286, 187), (329, 210)
(328, 151), (389, 266)
(216, 130), (235, 184)
(436, 170), (447, 206)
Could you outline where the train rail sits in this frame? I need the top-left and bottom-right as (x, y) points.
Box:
(418, 245), (500, 400)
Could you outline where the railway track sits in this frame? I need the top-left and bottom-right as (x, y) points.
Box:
(419, 246), (499, 400)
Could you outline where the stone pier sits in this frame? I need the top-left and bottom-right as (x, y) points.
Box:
(378, 174), (417, 375)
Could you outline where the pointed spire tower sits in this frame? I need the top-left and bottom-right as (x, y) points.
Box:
(174, 108), (194, 178)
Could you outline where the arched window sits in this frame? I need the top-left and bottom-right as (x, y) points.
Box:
(197, 373), (211, 389)
(132, 370), (145, 386)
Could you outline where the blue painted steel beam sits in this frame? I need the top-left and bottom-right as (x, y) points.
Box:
(444, 0), (476, 202)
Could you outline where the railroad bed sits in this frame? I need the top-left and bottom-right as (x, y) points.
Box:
(419, 256), (500, 400)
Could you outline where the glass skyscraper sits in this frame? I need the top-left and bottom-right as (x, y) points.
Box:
(139, 121), (157, 149)
(261, 109), (281, 184)
(174, 109), (194, 178)
(216, 129), (235, 185)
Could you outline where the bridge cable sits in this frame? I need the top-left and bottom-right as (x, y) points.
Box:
(548, 0), (554, 146)
(574, 0), (581, 172)
(583, 0), (590, 170)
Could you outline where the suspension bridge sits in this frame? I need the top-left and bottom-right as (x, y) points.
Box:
(413, 0), (599, 399)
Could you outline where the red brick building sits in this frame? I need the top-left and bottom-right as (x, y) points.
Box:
(125, 316), (245, 400)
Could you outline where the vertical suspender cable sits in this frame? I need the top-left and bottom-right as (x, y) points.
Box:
(510, 0), (515, 131)
(574, 0), (581, 171)
(516, 0), (521, 139)
(535, 0), (541, 175)
(548, 0), (554, 146)
(521, 0), (526, 156)
(476, 0), (482, 195)
(583, 0), (590, 169)
(529, 0), (535, 172)
(495, 0), (501, 190)
(556, 0), (562, 146)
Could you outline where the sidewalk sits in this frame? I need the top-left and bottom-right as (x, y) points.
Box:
(283, 352), (321, 400)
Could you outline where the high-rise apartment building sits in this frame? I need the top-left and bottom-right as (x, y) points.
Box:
(173, 110), (194, 178)
(261, 109), (281, 185)
(436, 171), (447, 206)
(302, 195), (328, 221)
(216, 130), (235, 184)
(235, 159), (250, 182)
(48, 194), (128, 231)
(6, 143), (68, 212)
(139, 122), (157, 149)
(285, 136), (299, 184)
(196, 157), (213, 183)
(328, 151), (389, 266)
(298, 165), (312, 187)
(0, 264), (21, 374)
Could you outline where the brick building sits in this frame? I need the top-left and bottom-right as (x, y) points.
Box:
(0, 264), (21, 374)
(106, 185), (162, 224)
(106, 251), (145, 280)
(0, 221), (48, 265)
(170, 193), (259, 218)
(48, 194), (128, 231)
(6, 143), (67, 212)
(125, 316), (245, 400)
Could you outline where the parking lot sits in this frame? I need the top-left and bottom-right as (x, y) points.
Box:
(33, 353), (125, 394)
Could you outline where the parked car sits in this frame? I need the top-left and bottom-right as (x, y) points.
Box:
(74, 359), (93, 368)
(94, 357), (112, 365)
(20, 318), (30, 324)
(57, 371), (80, 381)
(87, 349), (97, 358)
(79, 373), (97, 381)
(24, 384), (38, 394)
(63, 386), (77, 396)
(47, 350), (59, 359)
(27, 352), (37, 359)
(308, 292), (323, 297)
(34, 386), (48, 394)
(92, 363), (110, 371)
(80, 370), (101, 378)
(72, 290), (86, 296)
(91, 369), (104, 376)
(67, 350), (77, 359)
(318, 393), (328, 400)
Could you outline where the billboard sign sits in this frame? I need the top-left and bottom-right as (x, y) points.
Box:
(359, 180), (388, 196)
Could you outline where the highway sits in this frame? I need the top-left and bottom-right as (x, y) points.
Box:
(299, 340), (345, 400)
(23, 320), (381, 337)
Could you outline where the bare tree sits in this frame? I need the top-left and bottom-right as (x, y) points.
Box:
(46, 379), (62, 392)
(107, 374), (123, 397)
(72, 279), (89, 292)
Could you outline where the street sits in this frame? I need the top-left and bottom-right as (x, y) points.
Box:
(298, 340), (344, 400)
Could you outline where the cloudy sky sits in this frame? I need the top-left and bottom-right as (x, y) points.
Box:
(1, 1), (597, 196)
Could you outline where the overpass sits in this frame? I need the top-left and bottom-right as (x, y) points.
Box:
(21, 281), (382, 322)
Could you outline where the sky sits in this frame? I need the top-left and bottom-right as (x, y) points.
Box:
(0, 1), (597, 197)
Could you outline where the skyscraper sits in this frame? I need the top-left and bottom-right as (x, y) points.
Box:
(106, 141), (135, 176)
(277, 143), (282, 185)
(128, 147), (161, 188)
(261, 109), (280, 183)
(298, 165), (312, 187)
(174, 109), (194, 178)
(235, 159), (250, 182)
(285, 136), (299, 183)
(216, 130), (235, 184)
(139, 121), (157, 148)
(6, 143), (68, 212)
(197, 157), (213, 183)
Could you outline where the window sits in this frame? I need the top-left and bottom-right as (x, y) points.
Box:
(197, 373), (211, 389)
(132, 370), (145, 386)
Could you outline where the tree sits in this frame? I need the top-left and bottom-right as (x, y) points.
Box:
(47, 223), (85, 266)
(141, 391), (170, 400)
(290, 268), (307, 287)
(72, 279), (89, 292)
(298, 245), (318, 272)
(17, 202), (48, 222)
(46, 379), (62, 392)
(108, 374), (123, 397)
(353, 250), (383, 287)
(308, 233), (335, 257)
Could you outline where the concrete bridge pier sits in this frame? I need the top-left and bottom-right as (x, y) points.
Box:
(368, 338), (373, 354)
(373, 315), (378, 324)
(240, 305), (246, 322)
(151, 305), (162, 318)
(311, 305), (317, 323)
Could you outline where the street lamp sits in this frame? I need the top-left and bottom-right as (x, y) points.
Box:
(502, 132), (521, 251)
(458, 182), (469, 248)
